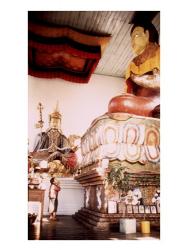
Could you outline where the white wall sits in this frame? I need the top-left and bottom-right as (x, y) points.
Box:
(28, 74), (124, 151)
(28, 178), (84, 216)
(42, 178), (84, 215)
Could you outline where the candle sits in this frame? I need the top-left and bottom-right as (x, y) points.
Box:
(141, 220), (150, 234)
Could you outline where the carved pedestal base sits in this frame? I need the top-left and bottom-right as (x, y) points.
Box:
(75, 113), (160, 231)
(73, 208), (160, 231)
(74, 160), (160, 231)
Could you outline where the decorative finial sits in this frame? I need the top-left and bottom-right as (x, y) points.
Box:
(35, 102), (44, 130)
(55, 100), (59, 113)
(49, 101), (62, 129)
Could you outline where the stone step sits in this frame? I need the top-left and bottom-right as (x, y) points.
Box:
(79, 207), (160, 217)
(82, 208), (122, 218)
(82, 208), (160, 221)
(74, 209), (123, 231)
(78, 210), (108, 223)
(74, 212), (96, 226)
(75, 211), (110, 228)
(75, 211), (98, 223)
(73, 213), (109, 231)
(74, 208), (160, 231)
(78, 210), (121, 223)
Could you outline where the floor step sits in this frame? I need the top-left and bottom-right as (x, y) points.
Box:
(78, 210), (120, 223)
(73, 214), (108, 231)
(74, 208), (160, 231)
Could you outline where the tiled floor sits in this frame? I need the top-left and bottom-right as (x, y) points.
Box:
(28, 215), (160, 240)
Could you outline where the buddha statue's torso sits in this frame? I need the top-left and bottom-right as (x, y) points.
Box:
(108, 26), (160, 118)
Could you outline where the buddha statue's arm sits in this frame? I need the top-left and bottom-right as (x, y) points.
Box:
(130, 68), (160, 89)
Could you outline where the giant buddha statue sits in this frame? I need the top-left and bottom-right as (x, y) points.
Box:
(74, 19), (160, 230)
(108, 21), (160, 118)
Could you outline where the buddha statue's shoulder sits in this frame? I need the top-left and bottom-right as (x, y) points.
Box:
(125, 43), (160, 79)
(133, 43), (159, 66)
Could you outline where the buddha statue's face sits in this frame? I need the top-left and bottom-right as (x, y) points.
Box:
(131, 26), (149, 55)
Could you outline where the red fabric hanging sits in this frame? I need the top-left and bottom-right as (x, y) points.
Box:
(28, 22), (110, 83)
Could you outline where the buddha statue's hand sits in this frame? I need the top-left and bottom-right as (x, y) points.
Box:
(130, 68), (160, 89)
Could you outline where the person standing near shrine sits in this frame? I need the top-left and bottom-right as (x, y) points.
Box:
(48, 177), (61, 220)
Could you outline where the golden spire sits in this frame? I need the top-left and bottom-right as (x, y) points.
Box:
(49, 101), (62, 129)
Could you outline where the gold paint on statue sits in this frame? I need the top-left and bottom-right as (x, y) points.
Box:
(131, 26), (149, 55)
(49, 102), (62, 129)
(125, 44), (160, 80)
(125, 26), (160, 80)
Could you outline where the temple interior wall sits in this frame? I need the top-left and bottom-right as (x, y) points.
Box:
(28, 74), (124, 152)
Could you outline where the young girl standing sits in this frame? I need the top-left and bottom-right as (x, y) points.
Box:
(48, 177), (61, 220)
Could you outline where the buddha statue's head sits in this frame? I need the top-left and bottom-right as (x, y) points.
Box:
(49, 104), (61, 130)
(130, 22), (159, 55)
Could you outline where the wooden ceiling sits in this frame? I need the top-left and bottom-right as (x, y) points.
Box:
(29, 11), (160, 78)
